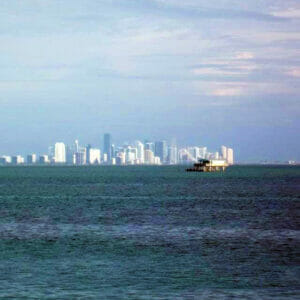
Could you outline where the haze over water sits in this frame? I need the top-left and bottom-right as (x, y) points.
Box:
(0, 165), (299, 299)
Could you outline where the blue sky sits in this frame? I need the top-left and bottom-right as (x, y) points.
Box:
(0, 0), (299, 161)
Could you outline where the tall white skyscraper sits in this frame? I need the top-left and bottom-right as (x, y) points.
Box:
(227, 148), (234, 165)
(135, 141), (145, 164)
(221, 146), (227, 160)
(126, 147), (137, 164)
(74, 140), (79, 153)
(89, 148), (101, 164)
(54, 142), (66, 163)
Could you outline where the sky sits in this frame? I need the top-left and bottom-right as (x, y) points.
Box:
(0, 0), (299, 162)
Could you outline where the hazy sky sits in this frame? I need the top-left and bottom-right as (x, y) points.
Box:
(1, 0), (300, 161)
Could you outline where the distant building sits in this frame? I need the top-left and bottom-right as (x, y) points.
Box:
(0, 156), (11, 165)
(145, 141), (155, 153)
(48, 146), (54, 158)
(167, 146), (178, 164)
(221, 146), (227, 160)
(199, 147), (207, 159)
(11, 155), (24, 164)
(74, 140), (79, 153)
(214, 152), (220, 160)
(111, 144), (116, 159)
(188, 147), (200, 161)
(86, 144), (92, 164)
(74, 149), (86, 165)
(66, 145), (74, 164)
(116, 152), (125, 165)
(88, 148), (101, 164)
(227, 148), (234, 165)
(144, 149), (154, 164)
(154, 156), (161, 165)
(135, 141), (145, 164)
(27, 154), (37, 164)
(124, 146), (137, 164)
(39, 155), (49, 164)
(205, 152), (213, 160)
(178, 149), (187, 164)
(103, 133), (112, 162)
(155, 141), (167, 164)
(103, 153), (108, 163)
(54, 142), (66, 163)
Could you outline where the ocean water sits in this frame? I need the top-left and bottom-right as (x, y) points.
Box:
(0, 165), (299, 299)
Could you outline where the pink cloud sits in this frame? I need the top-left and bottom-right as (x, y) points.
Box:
(286, 68), (300, 77)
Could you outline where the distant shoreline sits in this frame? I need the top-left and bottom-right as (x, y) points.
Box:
(0, 163), (299, 167)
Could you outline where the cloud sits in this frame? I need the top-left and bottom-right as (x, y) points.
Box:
(286, 68), (300, 77)
(191, 53), (258, 78)
(272, 9), (300, 18)
(235, 52), (254, 59)
(192, 79), (300, 98)
(150, 0), (287, 22)
(211, 88), (243, 97)
(192, 68), (243, 76)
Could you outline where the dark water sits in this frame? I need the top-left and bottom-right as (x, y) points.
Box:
(0, 165), (299, 299)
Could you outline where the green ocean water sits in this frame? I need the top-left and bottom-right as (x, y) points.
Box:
(0, 165), (299, 299)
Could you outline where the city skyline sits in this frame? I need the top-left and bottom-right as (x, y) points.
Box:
(0, 133), (235, 165)
(0, 132), (298, 164)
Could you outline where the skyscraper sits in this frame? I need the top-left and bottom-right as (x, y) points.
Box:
(0, 156), (11, 165)
(66, 145), (74, 164)
(145, 141), (155, 153)
(155, 141), (167, 164)
(221, 146), (227, 160)
(227, 148), (234, 165)
(86, 144), (92, 164)
(144, 149), (154, 164)
(39, 155), (49, 164)
(116, 152), (126, 165)
(89, 148), (101, 164)
(111, 144), (115, 159)
(54, 142), (66, 163)
(74, 140), (79, 153)
(103, 133), (112, 162)
(168, 146), (178, 164)
(135, 141), (145, 164)
(74, 150), (86, 165)
(27, 154), (37, 164)
(167, 138), (178, 164)
(11, 155), (24, 164)
(86, 145), (101, 164)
